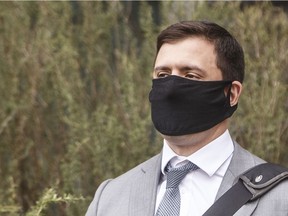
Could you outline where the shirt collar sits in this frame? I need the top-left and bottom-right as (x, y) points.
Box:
(161, 130), (234, 177)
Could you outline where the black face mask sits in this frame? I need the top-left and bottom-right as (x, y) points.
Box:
(149, 75), (237, 136)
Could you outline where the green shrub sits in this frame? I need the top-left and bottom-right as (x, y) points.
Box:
(0, 1), (287, 215)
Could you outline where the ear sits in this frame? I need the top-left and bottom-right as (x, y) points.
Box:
(230, 81), (243, 106)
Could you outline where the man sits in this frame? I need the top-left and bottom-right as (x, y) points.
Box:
(86, 21), (288, 216)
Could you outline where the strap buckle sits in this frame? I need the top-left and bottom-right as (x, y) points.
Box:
(240, 163), (288, 201)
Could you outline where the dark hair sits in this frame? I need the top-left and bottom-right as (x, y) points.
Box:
(156, 21), (245, 83)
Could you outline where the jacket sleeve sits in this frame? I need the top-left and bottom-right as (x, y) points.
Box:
(85, 179), (112, 216)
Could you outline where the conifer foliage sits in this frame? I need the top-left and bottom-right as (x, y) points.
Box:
(0, 2), (287, 215)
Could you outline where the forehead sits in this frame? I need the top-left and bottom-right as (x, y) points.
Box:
(154, 37), (222, 80)
(158, 36), (214, 53)
(155, 37), (216, 66)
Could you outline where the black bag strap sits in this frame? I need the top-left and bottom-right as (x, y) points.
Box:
(203, 163), (288, 216)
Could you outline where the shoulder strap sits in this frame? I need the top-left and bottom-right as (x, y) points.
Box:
(203, 163), (288, 216)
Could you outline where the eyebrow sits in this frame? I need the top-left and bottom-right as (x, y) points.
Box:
(181, 65), (207, 74)
(154, 66), (170, 72)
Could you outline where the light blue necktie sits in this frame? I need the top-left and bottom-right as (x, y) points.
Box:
(155, 161), (199, 216)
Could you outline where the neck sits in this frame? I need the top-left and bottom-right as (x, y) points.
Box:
(163, 121), (228, 156)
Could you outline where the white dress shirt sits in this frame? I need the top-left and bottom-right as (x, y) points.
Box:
(155, 130), (234, 216)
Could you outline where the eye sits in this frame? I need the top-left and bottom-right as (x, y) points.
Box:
(156, 71), (170, 78)
(185, 73), (201, 80)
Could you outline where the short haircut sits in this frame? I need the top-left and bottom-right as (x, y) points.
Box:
(156, 21), (245, 83)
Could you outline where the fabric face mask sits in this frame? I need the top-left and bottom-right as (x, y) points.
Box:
(149, 75), (237, 136)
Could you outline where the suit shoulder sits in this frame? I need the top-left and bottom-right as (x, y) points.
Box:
(233, 142), (266, 166)
(113, 153), (161, 181)
(255, 179), (288, 214)
(88, 154), (161, 216)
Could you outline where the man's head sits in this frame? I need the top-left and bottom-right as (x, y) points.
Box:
(156, 20), (245, 83)
(150, 21), (244, 155)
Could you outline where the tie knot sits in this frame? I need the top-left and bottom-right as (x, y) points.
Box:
(165, 161), (198, 189)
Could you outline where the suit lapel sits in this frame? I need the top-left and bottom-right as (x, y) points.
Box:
(215, 142), (264, 215)
(127, 142), (264, 215)
(128, 153), (162, 216)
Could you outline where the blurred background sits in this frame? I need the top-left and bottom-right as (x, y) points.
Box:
(0, 1), (287, 215)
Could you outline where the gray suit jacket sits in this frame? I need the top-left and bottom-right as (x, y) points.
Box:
(86, 143), (288, 216)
